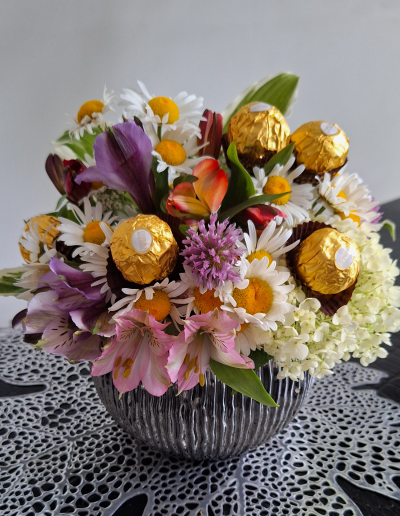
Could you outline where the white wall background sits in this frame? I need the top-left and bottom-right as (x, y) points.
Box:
(1, 0), (399, 326)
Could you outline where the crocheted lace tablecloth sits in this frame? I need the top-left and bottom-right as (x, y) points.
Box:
(0, 327), (399, 516)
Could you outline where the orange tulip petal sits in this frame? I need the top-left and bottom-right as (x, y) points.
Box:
(193, 159), (228, 213)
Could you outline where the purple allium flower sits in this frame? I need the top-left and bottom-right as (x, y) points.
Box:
(181, 213), (244, 291)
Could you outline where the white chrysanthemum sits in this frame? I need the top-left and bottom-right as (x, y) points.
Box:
(58, 198), (117, 257)
(69, 86), (116, 139)
(19, 219), (58, 264)
(109, 278), (191, 326)
(253, 156), (314, 226)
(120, 81), (204, 136)
(239, 219), (299, 266)
(79, 245), (115, 304)
(259, 219), (400, 381)
(149, 126), (207, 181)
(316, 171), (380, 226)
(221, 257), (295, 332)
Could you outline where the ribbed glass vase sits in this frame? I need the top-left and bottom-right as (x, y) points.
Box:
(93, 362), (314, 460)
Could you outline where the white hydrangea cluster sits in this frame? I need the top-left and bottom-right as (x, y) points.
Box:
(259, 217), (400, 381)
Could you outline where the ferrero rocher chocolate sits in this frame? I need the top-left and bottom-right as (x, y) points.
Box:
(294, 228), (360, 295)
(291, 121), (349, 173)
(19, 215), (60, 263)
(227, 102), (290, 167)
(110, 214), (178, 285)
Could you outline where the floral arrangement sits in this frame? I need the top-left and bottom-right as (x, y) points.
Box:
(2, 73), (400, 407)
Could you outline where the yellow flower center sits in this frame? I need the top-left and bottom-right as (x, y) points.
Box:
(339, 211), (361, 227)
(83, 221), (111, 245)
(134, 290), (172, 321)
(77, 100), (104, 124)
(237, 322), (249, 333)
(148, 97), (180, 124)
(194, 288), (222, 314)
(336, 189), (346, 201)
(232, 278), (274, 315)
(247, 250), (273, 265)
(263, 176), (291, 205)
(155, 140), (186, 166)
(92, 181), (104, 190)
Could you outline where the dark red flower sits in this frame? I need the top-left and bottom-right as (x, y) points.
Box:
(198, 109), (223, 159)
(63, 160), (91, 203)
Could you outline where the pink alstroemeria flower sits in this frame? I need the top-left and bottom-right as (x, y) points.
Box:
(167, 310), (254, 393)
(91, 309), (175, 397)
(166, 159), (228, 222)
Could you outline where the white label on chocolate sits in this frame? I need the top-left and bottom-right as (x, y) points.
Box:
(320, 122), (339, 136)
(131, 230), (152, 254)
(249, 102), (272, 112)
(335, 247), (356, 270)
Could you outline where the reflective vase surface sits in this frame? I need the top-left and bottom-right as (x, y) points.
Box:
(93, 361), (314, 460)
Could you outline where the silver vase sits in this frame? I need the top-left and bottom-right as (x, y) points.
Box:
(93, 361), (314, 460)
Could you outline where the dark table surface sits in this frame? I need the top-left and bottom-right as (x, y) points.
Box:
(0, 199), (400, 516)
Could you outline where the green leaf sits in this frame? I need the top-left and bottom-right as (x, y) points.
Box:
(383, 220), (396, 242)
(219, 142), (255, 212)
(152, 157), (170, 209)
(173, 174), (198, 188)
(210, 359), (278, 407)
(249, 349), (274, 370)
(56, 128), (102, 161)
(179, 224), (190, 237)
(218, 193), (290, 221)
(160, 193), (169, 214)
(222, 73), (299, 133)
(264, 143), (295, 176)
(0, 268), (26, 297)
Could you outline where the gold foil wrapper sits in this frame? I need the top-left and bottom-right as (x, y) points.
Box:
(291, 121), (349, 173)
(294, 228), (360, 295)
(110, 214), (179, 285)
(19, 215), (60, 263)
(228, 102), (291, 160)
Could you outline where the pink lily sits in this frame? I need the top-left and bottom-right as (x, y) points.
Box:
(166, 159), (228, 222)
(91, 309), (175, 397)
(167, 310), (254, 393)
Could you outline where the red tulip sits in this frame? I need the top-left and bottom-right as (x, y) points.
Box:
(198, 109), (223, 159)
(236, 204), (285, 234)
(63, 160), (91, 203)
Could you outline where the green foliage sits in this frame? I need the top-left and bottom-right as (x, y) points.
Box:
(219, 143), (255, 212)
(383, 220), (396, 242)
(0, 268), (26, 297)
(56, 128), (102, 161)
(152, 157), (170, 209)
(218, 192), (290, 221)
(173, 175), (198, 188)
(249, 349), (274, 370)
(210, 359), (278, 407)
(264, 143), (295, 176)
(179, 224), (190, 237)
(223, 73), (299, 133)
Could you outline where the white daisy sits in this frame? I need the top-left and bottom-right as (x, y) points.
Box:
(221, 257), (295, 332)
(58, 198), (117, 257)
(179, 265), (220, 317)
(316, 171), (380, 226)
(79, 245), (115, 304)
(149, 126), (208, 182)
(109, 278), (191, 327)
(240, 219), (300, 266)
(233, 320), (271, 357)
(15, 263), (53, 301)
(19, 216), (60, 264)
(253, 156), (314, 227)
(69, 86), (116, 139)
(119, 81), (204, 136)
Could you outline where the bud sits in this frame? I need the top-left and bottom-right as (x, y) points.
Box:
(63, 159), (91, 203)
(198, 109), (223, 159)
(45, 154), (65, 195)
(236, 204), (284, 234)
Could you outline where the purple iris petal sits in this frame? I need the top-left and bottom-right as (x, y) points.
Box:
(75, 121), (155, 213)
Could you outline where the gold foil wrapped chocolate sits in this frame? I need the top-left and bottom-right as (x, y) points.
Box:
(291, 121), (349, 173)
(19, 215), (60, 263)
(110, 214), (179, 285)
(227, 102), (290, 164)
(294, 228), (360, 295)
